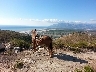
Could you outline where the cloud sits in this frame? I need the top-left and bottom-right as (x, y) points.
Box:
(0, 18), (96, 26)
(90, 19), (96, 21)
(0, 18), (52, 26)
(29, 19), (57, 23)
(74, 21), (81, 23)
(19, 18), (22, 20)
(41, 19), (65, 23)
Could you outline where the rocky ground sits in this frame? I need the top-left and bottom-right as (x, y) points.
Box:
(0, 49), (96, 72)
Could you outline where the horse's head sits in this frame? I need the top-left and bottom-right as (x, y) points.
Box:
(31, 29), (37, 39)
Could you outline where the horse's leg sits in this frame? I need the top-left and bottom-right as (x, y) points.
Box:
(48, 47), (51, 57)
(48, 43), (53, 58)
(48, 49), (53, 58)
(33, 39), (37, 52)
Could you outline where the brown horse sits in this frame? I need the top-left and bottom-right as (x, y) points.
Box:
(36, 35), (53, 57)
(31, 29), (53, 57)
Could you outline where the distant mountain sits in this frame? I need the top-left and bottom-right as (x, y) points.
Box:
(48, 23), (96, 30)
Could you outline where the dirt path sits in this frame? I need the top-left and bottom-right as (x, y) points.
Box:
(0, 49), (96, 72)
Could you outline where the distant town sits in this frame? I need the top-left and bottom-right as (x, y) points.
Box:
(19, 28), (96, 39)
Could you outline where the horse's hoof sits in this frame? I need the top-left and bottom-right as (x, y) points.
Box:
(50, 55), (53, 58)
(50, 56), (53, 58)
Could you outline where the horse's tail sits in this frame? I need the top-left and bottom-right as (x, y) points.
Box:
(49, 42), (54, 57)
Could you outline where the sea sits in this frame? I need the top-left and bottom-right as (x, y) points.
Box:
(0, 25), (47, 32)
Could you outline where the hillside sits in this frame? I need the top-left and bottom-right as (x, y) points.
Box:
(53, 32), (96, 53)
(0, 30), (31, 43)
(0, 30), (96, 72)
(0, 30), (32, 51)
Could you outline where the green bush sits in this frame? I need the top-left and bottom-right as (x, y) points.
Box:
(11, 38), (30, 49)
(77, 41), (88, 48)
(84, 65), (94, 72)
(53, 39), (64, 49)
(74, 65), (94, 72)
(14, 61), (24, 69)
(0, 30), (32, 45)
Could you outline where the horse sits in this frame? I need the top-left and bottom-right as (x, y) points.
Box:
(36, 35), (53, 57)
(31, 29), (53, 58)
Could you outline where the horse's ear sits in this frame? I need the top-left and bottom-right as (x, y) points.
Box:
(35, 29), (36, 31)
(31, 30), (33, 33)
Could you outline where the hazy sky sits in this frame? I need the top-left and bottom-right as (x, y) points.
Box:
(0, 0), (96, 26)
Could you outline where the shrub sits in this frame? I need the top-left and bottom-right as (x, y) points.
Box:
(84, 65), (94, 72)
(53, 39), (64, 49)
(11, 38), (30, 50)
(74, 65), (94, 72)
(77, 41), (88, 48)
(14, 61), (24, 69)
